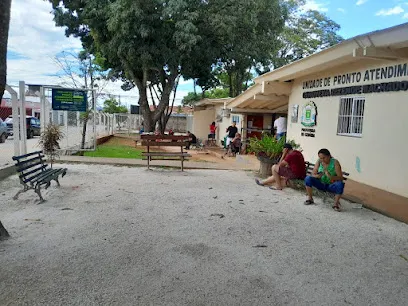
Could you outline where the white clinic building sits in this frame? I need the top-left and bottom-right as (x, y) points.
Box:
(226, 23), (408, 223)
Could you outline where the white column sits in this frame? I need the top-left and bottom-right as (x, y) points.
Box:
(40, 87), (45, 132)
(19, 81), (27, 155)
(6, 85), (20, 156)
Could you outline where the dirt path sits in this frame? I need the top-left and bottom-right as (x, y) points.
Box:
(1, 164), (407, 305)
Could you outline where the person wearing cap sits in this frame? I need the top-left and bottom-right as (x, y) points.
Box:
(255, 143), (306, 190)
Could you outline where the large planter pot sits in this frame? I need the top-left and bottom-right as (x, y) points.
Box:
(256, 154), (281, 177)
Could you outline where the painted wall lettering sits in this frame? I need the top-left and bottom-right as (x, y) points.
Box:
(302, 63), (408, 92)
(303, 81), (408, 99)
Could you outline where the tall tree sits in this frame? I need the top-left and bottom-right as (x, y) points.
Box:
(54, 50), (107, 153)
(49, 0), (287, 130)
(0, 0), (11, 101)
(0, 0), (11, 240)
(199, 0), (286, 97)
(269, 0), (343, 70)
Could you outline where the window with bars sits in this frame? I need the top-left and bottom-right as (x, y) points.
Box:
(232, 115), (240, 123)
(337, 97), (365, 137)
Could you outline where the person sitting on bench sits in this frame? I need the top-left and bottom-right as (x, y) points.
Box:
(304, 148), (345, 212)
(185, 131), (197, 149)
(255, 143), (306, 190)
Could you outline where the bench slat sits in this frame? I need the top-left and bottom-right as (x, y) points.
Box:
(36, 169), (65, 184)
(142, 152), (191, 155)
(141, 141), (189, 147)
(24, 168), (64, 184)
(12, 151), (43, 161)
(15, 154), (45, 168)
(19, 165), (47, 180)
(17, 160), (45, 173)
(141, 135), (189, 141)
(304, 161), (349, 180)
(22, 168), (54, 184)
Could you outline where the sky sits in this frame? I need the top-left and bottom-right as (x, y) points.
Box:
(6, 0), (408, 106)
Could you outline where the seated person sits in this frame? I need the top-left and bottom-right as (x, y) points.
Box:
(168, 129), (174, 136)
(185, 131), (197, 149)
(230, 133), (242, 154)
(304, 148), (344, 212)
(255, 143), (306, 190)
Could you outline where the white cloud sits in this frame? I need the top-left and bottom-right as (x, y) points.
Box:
(302, 0), (329, 12)
(356, 0), (368, 5)
(337, 8), (346, 13)
(375, 6), (404, 16)
(6, 0), (190, 106)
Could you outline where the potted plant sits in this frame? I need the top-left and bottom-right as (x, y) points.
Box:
(39, 123), (63, 168)
(248, 134), (300, 176)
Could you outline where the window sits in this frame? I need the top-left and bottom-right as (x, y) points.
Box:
(232, 115), (240, 124)
(337, 97), (365, 137)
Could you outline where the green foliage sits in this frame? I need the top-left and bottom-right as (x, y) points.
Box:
(103, 98), (128, 114)
(248, 135), (300, 160)
(182, 92), (202, 106)
(39, 123), (63, 168)
(49, 0), (287, 129)
(84, 143), (142, 159)
(182, 87), (230, 106)
(270, 0), (343, 69)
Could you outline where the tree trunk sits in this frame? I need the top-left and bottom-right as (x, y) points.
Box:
(0, 0), (12, 100)
(228, 73), (233, 98)
(0, 0), (12, 241)
(79, 112), (89, 155)
(0, 221), (9, 240)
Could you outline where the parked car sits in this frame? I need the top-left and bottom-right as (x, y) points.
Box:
(5, 116), (41, 139)
(0, 118), (8, 143)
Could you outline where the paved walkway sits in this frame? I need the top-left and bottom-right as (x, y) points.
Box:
(57, 154), (259, 171)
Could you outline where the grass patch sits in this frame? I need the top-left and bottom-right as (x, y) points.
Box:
(84, 138), (143, 159)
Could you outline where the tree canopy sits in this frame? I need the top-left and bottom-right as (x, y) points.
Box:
(102, 98), (128, 114)
(49, 0), (286, 131)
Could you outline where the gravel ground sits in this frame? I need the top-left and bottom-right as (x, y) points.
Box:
(0, 164), (407, 306)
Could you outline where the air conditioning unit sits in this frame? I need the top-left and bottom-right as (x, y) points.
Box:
(222, 108), (231, 118)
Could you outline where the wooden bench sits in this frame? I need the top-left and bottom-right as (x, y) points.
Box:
(12, 151), (67, 202)
(133, 134), (141, 147)
(289, 161), (350, 202)
(141, 135), (192, 171)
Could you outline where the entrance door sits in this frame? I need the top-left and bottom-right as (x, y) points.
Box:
(247, 115), (264, 139)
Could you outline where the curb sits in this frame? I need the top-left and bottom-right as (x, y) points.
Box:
(0, 165), (16, 181)
(54, 158), (254, 171)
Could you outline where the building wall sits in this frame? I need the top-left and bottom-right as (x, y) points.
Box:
(287, 59), (408, 198)
(217, 105), (243, 143)
(192, 108), (216, 141)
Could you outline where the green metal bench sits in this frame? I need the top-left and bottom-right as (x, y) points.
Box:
(289, 161), (350, 202)
(12, 151), (67, 202)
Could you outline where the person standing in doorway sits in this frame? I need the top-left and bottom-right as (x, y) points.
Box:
(209, 121), (217, 139)
(226, 121), (238, 148)
(274, 115), (287, 140)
